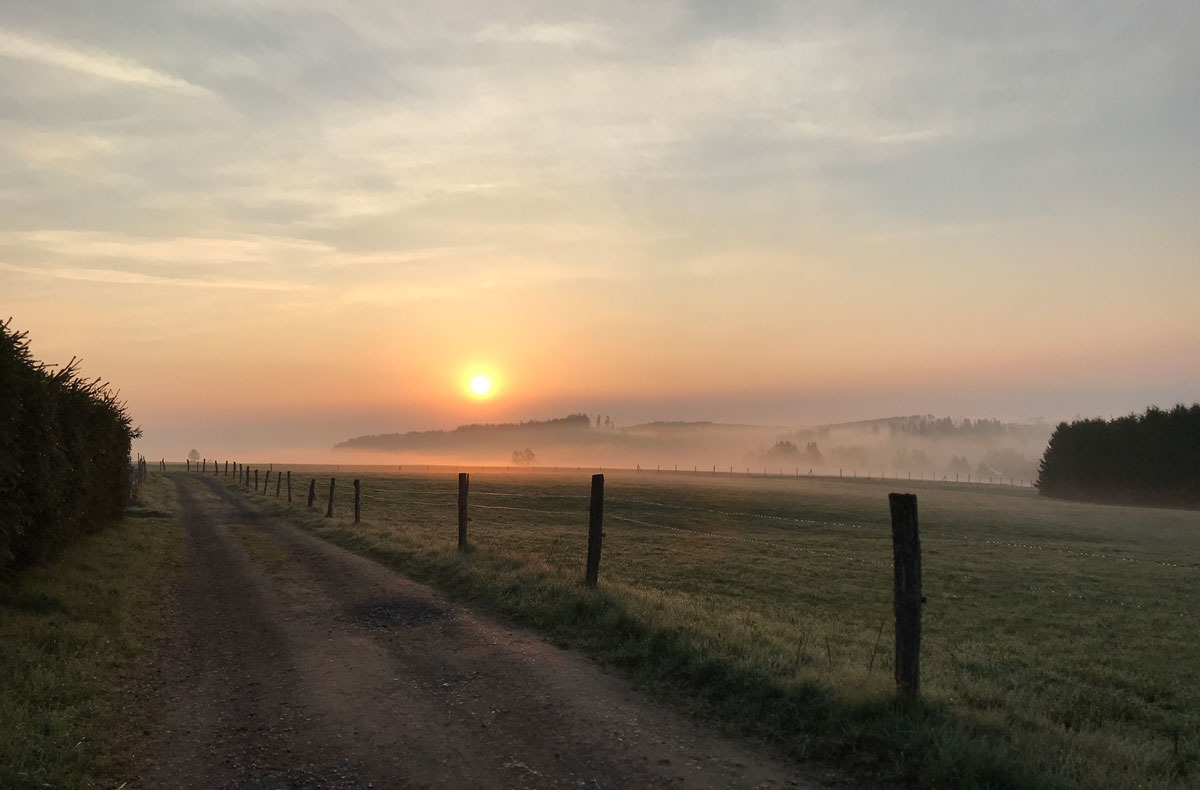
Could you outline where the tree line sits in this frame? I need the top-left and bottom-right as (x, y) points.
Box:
(1036, 404), (1200, 508)
(0, 319), (138, 577)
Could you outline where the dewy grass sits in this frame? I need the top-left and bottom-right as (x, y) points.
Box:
(0, 474), (181, 790)
(219, 466), (1200, 789)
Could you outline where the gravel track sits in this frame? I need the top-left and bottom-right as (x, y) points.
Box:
(126, 474), (820, 789)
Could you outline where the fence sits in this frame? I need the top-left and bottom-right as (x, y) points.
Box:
(182, 459), (926, 699)
(176, 458), (1036, 487)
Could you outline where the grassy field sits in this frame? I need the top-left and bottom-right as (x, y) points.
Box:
(215, 463), (1200, 789)
(0, 474), (181, 790)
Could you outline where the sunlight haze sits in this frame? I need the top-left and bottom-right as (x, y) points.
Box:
(2, 1), (1197, 460)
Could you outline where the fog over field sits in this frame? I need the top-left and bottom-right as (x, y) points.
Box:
(333, 412), (1051, 482)
(4, 2), (1199, 788)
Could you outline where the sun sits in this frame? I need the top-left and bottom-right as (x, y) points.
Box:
(469, 374), (492, 397)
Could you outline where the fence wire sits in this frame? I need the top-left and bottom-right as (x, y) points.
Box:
(212, 469), (1200, 574)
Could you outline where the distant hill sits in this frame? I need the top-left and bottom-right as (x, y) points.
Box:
(784, 414), (1049, 441)
(333, 411), (1053, 478)
(332, 413), (784, 466)
(335, 413), (595, 452)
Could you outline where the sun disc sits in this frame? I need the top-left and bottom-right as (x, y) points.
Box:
(469, 374), (492, 396)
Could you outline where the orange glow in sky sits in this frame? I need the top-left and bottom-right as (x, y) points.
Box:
(2, 3), (1197, 460)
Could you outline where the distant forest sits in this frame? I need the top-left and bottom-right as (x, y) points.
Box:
(335, 413), (594, 451)
(791, 414), (1048, 442)
(1036, 404), (1200, 508)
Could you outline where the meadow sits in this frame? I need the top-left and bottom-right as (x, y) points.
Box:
(216, 464), (1200, 789)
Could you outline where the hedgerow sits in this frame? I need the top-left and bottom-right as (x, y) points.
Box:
(0, 319), (139, 577)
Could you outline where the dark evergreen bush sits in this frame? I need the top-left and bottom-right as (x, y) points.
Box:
(1036, 404), (1200, 508)
(0, 319), (138, 576)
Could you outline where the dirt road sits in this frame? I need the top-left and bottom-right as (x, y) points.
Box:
(128, 475), (817, 789)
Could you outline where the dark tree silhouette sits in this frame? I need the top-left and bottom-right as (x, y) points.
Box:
(1036, 404), (1200, 508)
(511, 448), (537, 465)
(766, 440), (800, 461)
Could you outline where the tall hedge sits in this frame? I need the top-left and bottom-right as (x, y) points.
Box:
(1036, 404), (1200, 508)
(0, 319), (139, 577)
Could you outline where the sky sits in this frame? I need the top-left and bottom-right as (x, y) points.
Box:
(2, 1), (1198, 460)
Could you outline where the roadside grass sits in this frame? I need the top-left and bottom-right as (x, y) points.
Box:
(0, 474), (181, 790)
(219, 467), (1200, 789)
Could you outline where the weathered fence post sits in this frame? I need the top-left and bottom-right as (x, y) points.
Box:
(254, 469), (259, 491)
(889, 493), (922, 700)
(585, 473), (604, 587)
(225, 460), (229, 477)
(457, 472), (469, 551)
(264, 469), (271, 495)
(287, 471), (292, 502)
(307, 479), (316, 508)
(326, 478), (335, 517)
(275, 472), (282, 498)
(353, 479), (361, 524)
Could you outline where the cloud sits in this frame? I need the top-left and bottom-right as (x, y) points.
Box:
(473, 22), (612, 47)
(0, 261), (304, 291)
(0, 229), (492, 270)
(0, 29), (207, 93)
(3, 230), (331, 266)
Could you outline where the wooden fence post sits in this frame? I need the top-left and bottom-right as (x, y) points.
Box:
(224, 460), (228, 477)
(264, 470), (271, 495)
(254, 469), (259, 491)
(326, 478), (335, 517)
(457, 472), (469, 551)
(287, 471), (292, 502)
(889, 493), (923, 700)
(586, 473), (604, 587)
(307, 479), (316, 508)
(353, 479), (361, 524)
(275, 472), (282, 498)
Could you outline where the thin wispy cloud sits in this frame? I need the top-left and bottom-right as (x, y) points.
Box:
(0, 29), (205, 93)
(0, 262), (304, 291)
(473, 22), (613, 47)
